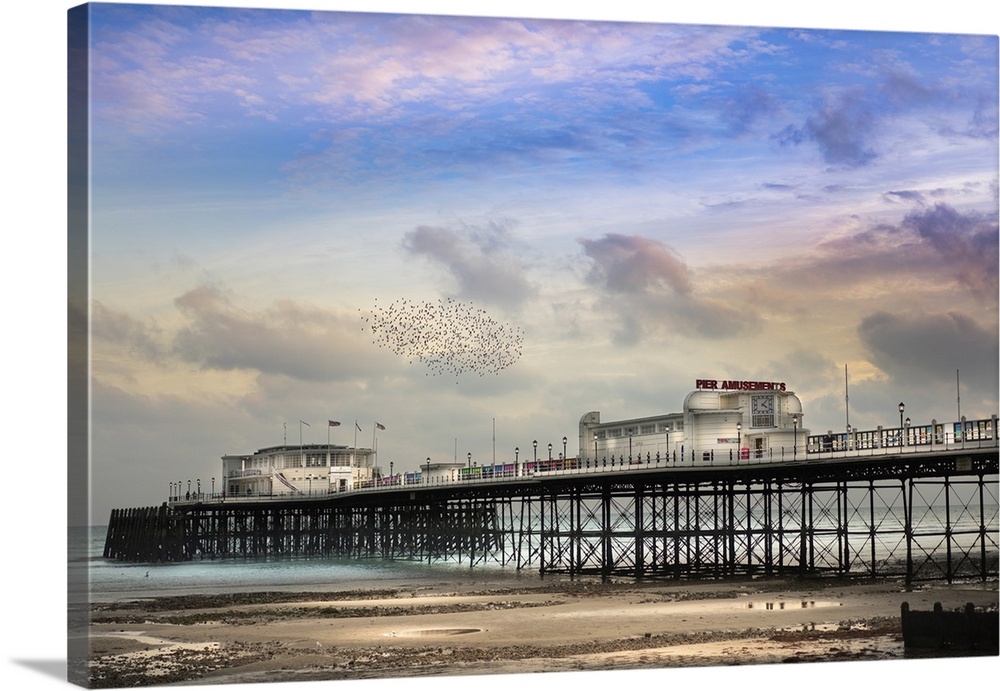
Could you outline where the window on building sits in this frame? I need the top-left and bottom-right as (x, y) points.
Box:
(305, 453), (326, 467)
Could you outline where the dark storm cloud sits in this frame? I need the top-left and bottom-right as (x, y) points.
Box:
(401, 223), (535, 310)
(579, 233), (753, 341)
(858, 311), (998, 382)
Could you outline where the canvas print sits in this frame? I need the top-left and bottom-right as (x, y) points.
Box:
(68, 2), (999, 688)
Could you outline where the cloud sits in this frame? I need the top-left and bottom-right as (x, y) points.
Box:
(883, 189), (926, 204)
(580, 233), (692, 295)
(765, 203), (998, 308)
(401, 222), (535, 310)
(778, 88), (878, 167)
(720, 84), (782, 136)
(92, 300), (169, 363)
(91, 9), (784, 190)
(93, 284), (390, 386)
(579, 233), (753, 341)
(901, 203), (999, 299)
(857, 311), (998, 383)
(170, 284), (381, 382)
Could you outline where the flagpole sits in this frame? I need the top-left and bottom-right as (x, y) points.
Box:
(957, 369), (961, 422)
(844, 364), (850, 432)
(299, 420), (310, 467)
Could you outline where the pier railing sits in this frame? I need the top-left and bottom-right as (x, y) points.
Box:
(170, 417), (997, 507)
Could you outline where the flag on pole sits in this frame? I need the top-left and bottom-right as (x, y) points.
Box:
(328, 420), (341, 427)
(376, 422), (385, 431)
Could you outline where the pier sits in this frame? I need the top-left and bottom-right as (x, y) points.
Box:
(104, 417), (999, 584)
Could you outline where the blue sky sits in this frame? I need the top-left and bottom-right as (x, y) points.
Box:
(66, 2), (1000, 524)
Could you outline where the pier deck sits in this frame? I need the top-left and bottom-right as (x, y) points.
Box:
(105, 443), (999, 584)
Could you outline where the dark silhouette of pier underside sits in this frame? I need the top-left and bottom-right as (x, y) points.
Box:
(105, 447), (999, 584)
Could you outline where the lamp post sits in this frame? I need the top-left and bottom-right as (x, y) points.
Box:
(467, 452), (471, 470)
(390, 461), (394, 484)
(904, 417), (910, 448)
(899, 402), (905, 446)
(562, 436), (567, 461)
(593, 434), (598, 470)
(793, 416), (798, 460)
(547, 442), (552, 462)
(533, 440), (537, 464)
(211, 477), (215, 496)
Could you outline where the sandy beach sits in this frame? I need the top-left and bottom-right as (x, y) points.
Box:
(81, 574), (998, 687)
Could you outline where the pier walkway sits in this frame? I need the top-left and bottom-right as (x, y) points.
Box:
(105, 418), (999, 584)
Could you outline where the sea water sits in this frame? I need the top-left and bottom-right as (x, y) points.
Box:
(73, 525), (530, 603)
(75, 494), (998, 602)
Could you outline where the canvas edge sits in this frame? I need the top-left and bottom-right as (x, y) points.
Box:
(67, 2), (92, 687)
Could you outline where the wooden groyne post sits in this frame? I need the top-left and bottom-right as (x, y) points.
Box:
(901, 602), (999, 652)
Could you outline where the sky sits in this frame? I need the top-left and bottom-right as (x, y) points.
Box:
(2, 2), (997, 691)
(73, 1), (1000, 525)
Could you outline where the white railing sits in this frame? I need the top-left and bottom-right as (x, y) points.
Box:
(168, 416), (998, 506)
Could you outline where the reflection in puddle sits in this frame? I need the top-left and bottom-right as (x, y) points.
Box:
(387, 628), (482, 637)
(744, 601), (841, 610)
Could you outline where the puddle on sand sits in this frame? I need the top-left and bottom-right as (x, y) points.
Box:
(743, 600), (841, 610)
(385, 628), (481, 638)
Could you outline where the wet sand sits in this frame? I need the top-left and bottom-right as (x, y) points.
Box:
(83, 576), (998, 688)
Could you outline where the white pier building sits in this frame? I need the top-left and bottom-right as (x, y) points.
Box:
(222, 444), (377, 497)
(579, 378), (810, 464)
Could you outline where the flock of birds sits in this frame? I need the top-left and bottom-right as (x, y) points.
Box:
(360, 297), (524, 379)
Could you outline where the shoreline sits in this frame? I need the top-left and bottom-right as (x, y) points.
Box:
(83, 575), (998, 687)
